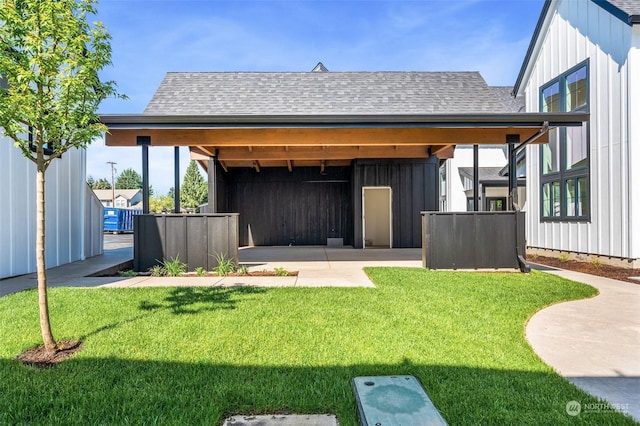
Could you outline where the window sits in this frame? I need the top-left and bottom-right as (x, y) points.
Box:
(486, 197), (506, 212)
(539, 61), (589, 220)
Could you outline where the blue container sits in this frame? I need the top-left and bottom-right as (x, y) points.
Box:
(104, 208), (142, 233)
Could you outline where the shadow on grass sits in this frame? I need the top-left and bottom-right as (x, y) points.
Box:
(77, 287), (266, 341)
(0, 358), (635, 425)
(141, 286), (267, 315)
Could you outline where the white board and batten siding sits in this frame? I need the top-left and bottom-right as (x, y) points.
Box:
(519, 0), (640, 261)
(0, 137), (103, 279)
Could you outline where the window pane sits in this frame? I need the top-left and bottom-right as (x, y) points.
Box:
(542, 129), (560, 174)
(542, 82), (560, 112)
(566, 179), (576, 216)
(543, 183), (551, 217)
(577, 177), (588, 216)
(566, 66), (587, 111)
(566, 123), (588, 169)
(552, 181), (561, 216)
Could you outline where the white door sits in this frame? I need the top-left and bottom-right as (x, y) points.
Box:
(362, 187), (392, 248)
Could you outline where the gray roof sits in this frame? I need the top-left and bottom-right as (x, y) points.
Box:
(459, 167), (508, 183)
(490, 86), (525, 113)
(144, 71), (509, 116)
(606, 0), (640, 16)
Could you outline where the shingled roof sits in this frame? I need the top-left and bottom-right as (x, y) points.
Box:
(606, 0), (640, 17)
(144, 71), (509, 116)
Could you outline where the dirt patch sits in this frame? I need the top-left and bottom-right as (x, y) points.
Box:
(16, 340), (83, 369)
(528, 255), (640, 284)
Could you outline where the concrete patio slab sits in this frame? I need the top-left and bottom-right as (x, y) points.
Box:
(222, 414), (337, 426)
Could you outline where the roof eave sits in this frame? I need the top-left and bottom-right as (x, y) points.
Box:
(100, 112), (588, 129)
(513, 0), (552, 97)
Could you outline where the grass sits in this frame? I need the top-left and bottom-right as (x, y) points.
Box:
(0, 268), (634, 425)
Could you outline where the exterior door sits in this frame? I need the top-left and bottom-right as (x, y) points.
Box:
(362, 187), (392, 248)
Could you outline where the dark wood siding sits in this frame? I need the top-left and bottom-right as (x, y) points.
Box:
(352, 158), (439, 248)
(226, 167), (352, 246)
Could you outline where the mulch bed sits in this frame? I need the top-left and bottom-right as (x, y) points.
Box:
(16, 340), (83, 369)
(528, 255), (640, 284)
(180, 271), (298, 277)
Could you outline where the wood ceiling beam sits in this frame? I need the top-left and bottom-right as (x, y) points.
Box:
(215, 145), (429, 161)
(106, 127), (547, 147)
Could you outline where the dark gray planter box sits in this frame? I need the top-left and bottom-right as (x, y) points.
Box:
(421, 211), (529, 272)
(133, 213), (239, 272)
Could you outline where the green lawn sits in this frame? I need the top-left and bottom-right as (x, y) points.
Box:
(0, 268), (635, 425)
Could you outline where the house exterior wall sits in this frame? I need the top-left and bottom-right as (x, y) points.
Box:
(521, 0), (638, 261)
(352, 158), (439, 248)
(226, 166), (352, 246)
(0, 138), (99, 279)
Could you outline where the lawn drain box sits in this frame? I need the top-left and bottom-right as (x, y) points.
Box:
(352, 375), (448, 425)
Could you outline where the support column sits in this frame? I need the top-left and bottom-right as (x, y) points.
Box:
(507, 134), (520, 211)
(137, 136), (151, 214)
(174, 147), (181, 213)
(473, 144), (479, 211)
(208, 155), (217, 213)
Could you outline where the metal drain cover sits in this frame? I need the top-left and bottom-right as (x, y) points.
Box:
(352, 375), (448, 425)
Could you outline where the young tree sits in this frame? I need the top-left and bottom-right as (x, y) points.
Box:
(181, 160), (208, 211)
(86, 175), (95, 188)
(0, 0), (124, 354)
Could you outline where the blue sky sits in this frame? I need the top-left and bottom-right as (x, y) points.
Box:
(90, 0), (545, 195)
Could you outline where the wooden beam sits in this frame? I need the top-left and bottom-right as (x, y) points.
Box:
(215, 145), (430, 161)
(287, 159), (292, 172)
(105, 127), (547, 147)
(253, 160), (261, 172)
(219, 160), (228, 172)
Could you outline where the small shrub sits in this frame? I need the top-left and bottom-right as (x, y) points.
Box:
(161, 256), (187, 277)
(149, 265), (166, 277)
(117, 269), (137, 277)
(195, 266), (206, 277)
(590, 257), (603, 269)
(274, 267), (289, 277)
(238, 265), (249, 275)
(212, 253), (236, 276)
(559, 252), (570, 263)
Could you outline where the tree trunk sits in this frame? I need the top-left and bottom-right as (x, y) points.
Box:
(36, 162), (57, 354)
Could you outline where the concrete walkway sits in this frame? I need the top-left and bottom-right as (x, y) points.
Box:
(101, 246), (423, 289)
(527, 264), (640, 422)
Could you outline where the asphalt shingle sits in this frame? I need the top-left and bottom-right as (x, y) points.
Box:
(144, 71), (509, 116)
(606, 0), (640, 16)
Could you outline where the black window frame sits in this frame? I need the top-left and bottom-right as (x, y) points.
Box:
(539, 60), (590, 222)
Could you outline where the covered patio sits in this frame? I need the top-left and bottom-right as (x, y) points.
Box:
(101, 112), (587, 247)
(100, 70), (588, 270)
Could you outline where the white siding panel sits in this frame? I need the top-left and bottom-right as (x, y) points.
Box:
(0, 139), (89, 279)
(524, 0), (634, 259)
(629, 27), (640, 259)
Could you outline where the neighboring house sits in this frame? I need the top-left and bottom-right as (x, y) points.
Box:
(439, 87), (527, 212)
(102, 68), (580, 248)
(0, 138), (103, 279)
(514, 0), (640, 267)
(439, 145), (525, 211)
(93, 189), (142, 208)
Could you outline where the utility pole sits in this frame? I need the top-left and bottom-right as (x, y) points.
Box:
(107, 161), (117, 207)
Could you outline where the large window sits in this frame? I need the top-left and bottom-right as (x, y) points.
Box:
(539, 61), (589, 220)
